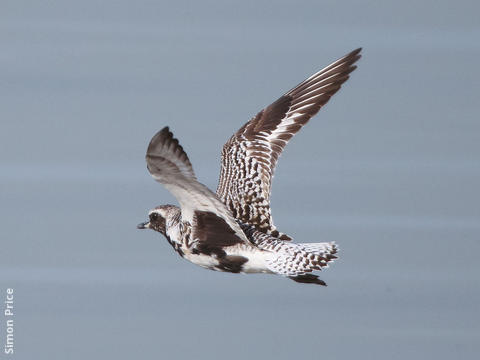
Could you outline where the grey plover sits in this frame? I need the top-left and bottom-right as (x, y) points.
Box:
(138, 48), (361, 285)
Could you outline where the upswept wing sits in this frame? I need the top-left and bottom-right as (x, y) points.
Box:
(216, 48), (361, 238)
(146, 127), (249, 246)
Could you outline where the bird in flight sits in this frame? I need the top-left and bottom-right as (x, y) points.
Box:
(138, 48), (361, 285)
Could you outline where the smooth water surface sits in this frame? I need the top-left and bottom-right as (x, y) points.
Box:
(1, 1), (479, 359)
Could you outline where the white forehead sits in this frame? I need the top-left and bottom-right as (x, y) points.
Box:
(149, 208), (166, 217)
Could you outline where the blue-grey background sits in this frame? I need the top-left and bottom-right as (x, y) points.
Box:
(1, 1), (479, 359)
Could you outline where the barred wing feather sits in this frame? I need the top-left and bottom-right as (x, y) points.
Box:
(217, 48), (362, 238)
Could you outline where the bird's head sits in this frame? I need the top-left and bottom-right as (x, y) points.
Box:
(137, 205), (173, 235)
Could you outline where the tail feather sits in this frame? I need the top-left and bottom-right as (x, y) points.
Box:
(239, 223), (339, 285)
(265, 241), (339, 278)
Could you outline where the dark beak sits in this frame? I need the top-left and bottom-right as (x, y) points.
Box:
(137, 221), (150, 229)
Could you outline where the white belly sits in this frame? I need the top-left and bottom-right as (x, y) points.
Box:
(224, 245), (273, 274)
(183, 252), (220, 270)
(181, 245), (273, 274)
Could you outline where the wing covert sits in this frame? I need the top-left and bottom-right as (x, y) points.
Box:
(146, 127), (249, 243)
(216, 48), (362, 237)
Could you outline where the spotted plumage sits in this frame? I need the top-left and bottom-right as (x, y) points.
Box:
(138, 48), (361, 285)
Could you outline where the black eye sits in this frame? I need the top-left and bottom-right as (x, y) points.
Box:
(149, 213), (159, 221)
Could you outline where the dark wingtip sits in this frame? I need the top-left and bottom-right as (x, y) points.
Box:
(346, 48), (362, 64)
(348, 48), (362, 58)
(156, 126), (171, 139)
(146, 126), (174, 155)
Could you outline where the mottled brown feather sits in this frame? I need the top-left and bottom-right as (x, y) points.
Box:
(192, 210), (245, 256)
(217, 48), (362, 237)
